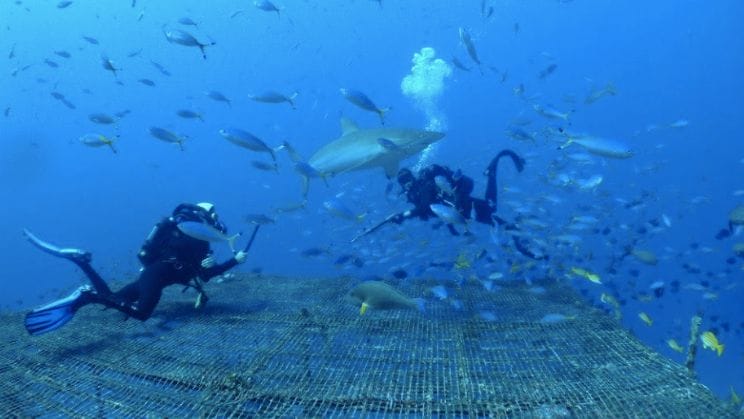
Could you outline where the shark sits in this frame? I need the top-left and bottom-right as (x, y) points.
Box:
(296, 118), (445, 195)
(311, 118), (446, 177)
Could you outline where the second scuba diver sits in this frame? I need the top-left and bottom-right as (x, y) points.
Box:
(353, 149), (546, 260)
(23, 202), (251, 336)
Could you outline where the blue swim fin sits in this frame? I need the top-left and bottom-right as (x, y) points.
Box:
(23, 229), (91, 263)
(25, 285), (91, 336)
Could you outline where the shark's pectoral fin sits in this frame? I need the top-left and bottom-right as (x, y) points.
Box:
(382, 160), (399, 179)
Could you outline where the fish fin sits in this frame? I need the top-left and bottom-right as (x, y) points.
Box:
(227, 233), (241, 253)
(340, 117), (359, 135)
(360, 302), (369, 315)
(288, 91), (298, 109)
(378, 107), (391, 125)
(717, 344), (724, 357)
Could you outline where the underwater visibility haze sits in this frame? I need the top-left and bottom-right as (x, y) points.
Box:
(1, 0), (743, 412)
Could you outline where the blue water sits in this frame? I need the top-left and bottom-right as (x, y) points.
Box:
(1, 0), (742, 404)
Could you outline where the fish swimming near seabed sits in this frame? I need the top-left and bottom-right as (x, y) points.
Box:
(350, 281), (425, 315)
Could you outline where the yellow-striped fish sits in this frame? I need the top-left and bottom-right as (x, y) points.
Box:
(731, 386), (741, 407)
(638, 312), (653, 326)
(570, 267), (601, 284)
(700, 331), (724, 356)
(666, 339), (684, 353)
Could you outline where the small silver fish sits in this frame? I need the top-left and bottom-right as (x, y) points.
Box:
(458, 27), (481, 65)
(248, 90), (297, 109)
(219, 128), (275, 161)
(79, 133), (117, 154)
(178, 17), (199, 27)
(533, 104), (570, 120)
(88, 113), (116, 125)
(176, 221), (240, 252)
(82, 36), (99, 45)
(323, 198), (362, 221)
(244, 213), (276, 225)
(149, 127), (185, 150)
(164, 29), (214, 59)
(451, 56), (471, 72)
(434, 175), (454, 196)
(100, 55), (120, 77)
(176, 109), (203, 121)
(430, 204), (467, 228)
(206, 90), (231, 106)
(250, 160), (278, 172)
(339, 88), (388, 124)
(254, 0), (280, 16)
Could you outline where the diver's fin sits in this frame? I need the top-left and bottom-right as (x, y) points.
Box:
(23, 229), (91, 264)
(24, 285), (92, 336)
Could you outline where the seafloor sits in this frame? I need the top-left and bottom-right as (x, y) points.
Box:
(0, 274), (738, 418)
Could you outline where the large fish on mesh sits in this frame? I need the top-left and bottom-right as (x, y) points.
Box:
(349, 281), (425, 315)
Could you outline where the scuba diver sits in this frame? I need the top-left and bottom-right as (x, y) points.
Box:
(353, 149), (546, 260)
(23, 202), (254, 336)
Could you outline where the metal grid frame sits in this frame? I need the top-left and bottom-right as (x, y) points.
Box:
(0, 275), (737, 418)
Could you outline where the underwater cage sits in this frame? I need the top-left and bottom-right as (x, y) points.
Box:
(0, 274), (738, 417)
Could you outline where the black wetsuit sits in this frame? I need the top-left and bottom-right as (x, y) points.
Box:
(387, 149), (544, 260)
(72, 210), (238, 321)
(394, 150), (524, 227)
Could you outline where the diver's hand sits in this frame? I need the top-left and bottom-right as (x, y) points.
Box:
(234, 251), (248, 264)
(200, 256), (216, 269)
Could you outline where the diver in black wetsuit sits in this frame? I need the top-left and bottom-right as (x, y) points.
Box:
(354, 149), (546, 260)
(23, 203), (248, 336)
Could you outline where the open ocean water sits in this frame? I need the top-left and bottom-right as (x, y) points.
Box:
(1, 0), (742, 411)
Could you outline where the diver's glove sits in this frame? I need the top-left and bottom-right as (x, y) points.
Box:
(234, 250), (248, 264)
(200, 256), (216, 269)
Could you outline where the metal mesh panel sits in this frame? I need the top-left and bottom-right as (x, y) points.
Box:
(0, 274), (738, 417)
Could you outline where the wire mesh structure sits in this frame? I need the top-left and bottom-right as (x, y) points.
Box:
(0, 274), (738, 417)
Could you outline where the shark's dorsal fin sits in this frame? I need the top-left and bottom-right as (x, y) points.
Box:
(340, 117), (359, 136)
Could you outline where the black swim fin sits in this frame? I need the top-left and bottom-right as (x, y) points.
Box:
(25, 285), (92, 336)
(23, 229), (91, 263)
